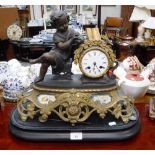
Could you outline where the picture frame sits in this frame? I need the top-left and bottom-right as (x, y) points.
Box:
(79, 5), (97, 16)
(61, 5), (77, 14)
(30, 5), (43, 20)
(43, 5), (61, 15)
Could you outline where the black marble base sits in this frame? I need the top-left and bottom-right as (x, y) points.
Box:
(9, 108), (141, 141)
(35, 74), (116, 89)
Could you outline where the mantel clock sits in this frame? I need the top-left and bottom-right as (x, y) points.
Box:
(7, 24), (22, 40)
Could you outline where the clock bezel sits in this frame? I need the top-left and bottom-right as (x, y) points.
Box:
(79, 46), (111, 78)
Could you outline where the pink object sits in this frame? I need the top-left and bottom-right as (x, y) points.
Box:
(125, 74), (144, 81)
(118, 73), (150, 98)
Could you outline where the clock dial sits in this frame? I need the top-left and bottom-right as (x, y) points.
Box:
(80, 49), (109, 78)
(7, 24), (22, 40)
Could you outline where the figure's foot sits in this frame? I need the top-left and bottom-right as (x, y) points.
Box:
(34, 76), (44, 83)
(29, 59), (37, 64)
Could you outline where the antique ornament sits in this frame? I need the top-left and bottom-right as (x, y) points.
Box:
(7, 24), (22, 40)
(16, 40), (134, 125)
(17, 85), (134, 125)
(74, 40), (116, 78)
(9, 14), (140, 141)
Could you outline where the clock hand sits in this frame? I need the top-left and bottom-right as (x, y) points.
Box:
(93, 62), (96, 66)
(92, 67), (97, 74)
(93, 62), (102, 72)
(96, 65), (101, 72)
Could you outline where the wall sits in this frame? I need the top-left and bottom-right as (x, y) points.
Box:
(0, 8), (18, 39)
(100, 5), (121, 25)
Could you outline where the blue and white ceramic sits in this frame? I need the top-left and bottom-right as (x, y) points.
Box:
(0, 59), (53, 102)
(0, 61), (8, 83)
(0, 61), (8, 73)
(1, 76), (27, 101)
(0, 59), (35, 101)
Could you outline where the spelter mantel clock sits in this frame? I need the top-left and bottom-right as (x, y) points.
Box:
(9, 35), (140, 141)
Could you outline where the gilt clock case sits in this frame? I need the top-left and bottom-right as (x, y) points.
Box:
(79, 46), (111, 78)
(74, 40), (116, 79)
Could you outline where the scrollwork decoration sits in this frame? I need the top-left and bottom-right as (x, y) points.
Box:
(17, 86), (134, 125)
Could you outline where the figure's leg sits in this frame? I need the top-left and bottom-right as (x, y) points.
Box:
(29, 56), (42, 64)
(34, 63), (50, 82)
(29, 53), (50, 64)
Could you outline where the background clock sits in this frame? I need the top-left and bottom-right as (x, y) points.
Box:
(7, 24), (22, 40)
(79, 47), (110, 78)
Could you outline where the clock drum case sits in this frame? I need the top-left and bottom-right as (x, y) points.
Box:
(74, 40), (116, 79)
(79, 47), (110, 78)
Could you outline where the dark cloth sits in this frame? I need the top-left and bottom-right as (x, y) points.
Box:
(48, 50), (65, 72)
(53, 28), (80, 60)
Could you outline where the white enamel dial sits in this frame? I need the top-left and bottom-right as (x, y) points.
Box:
(7, 24), (22, 40)
(80, 49), (109, 78)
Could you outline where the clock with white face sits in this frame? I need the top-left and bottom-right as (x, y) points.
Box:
(7, 24), (22, 40)
(79, 47), (110, 78)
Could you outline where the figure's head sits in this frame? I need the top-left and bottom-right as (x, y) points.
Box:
(50, 10), (70, 32)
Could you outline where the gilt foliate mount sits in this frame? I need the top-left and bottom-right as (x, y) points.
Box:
(17, 85), (134, 125)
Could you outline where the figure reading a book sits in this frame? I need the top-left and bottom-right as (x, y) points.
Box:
(30, 10), (84, 82)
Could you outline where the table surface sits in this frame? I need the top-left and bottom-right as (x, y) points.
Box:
(0, 94), (155, 150)
(11, 39), (55, 47)
(10, 38), (55, 61)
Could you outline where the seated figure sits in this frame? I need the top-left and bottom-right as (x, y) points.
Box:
(30, 10), (84, 82)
